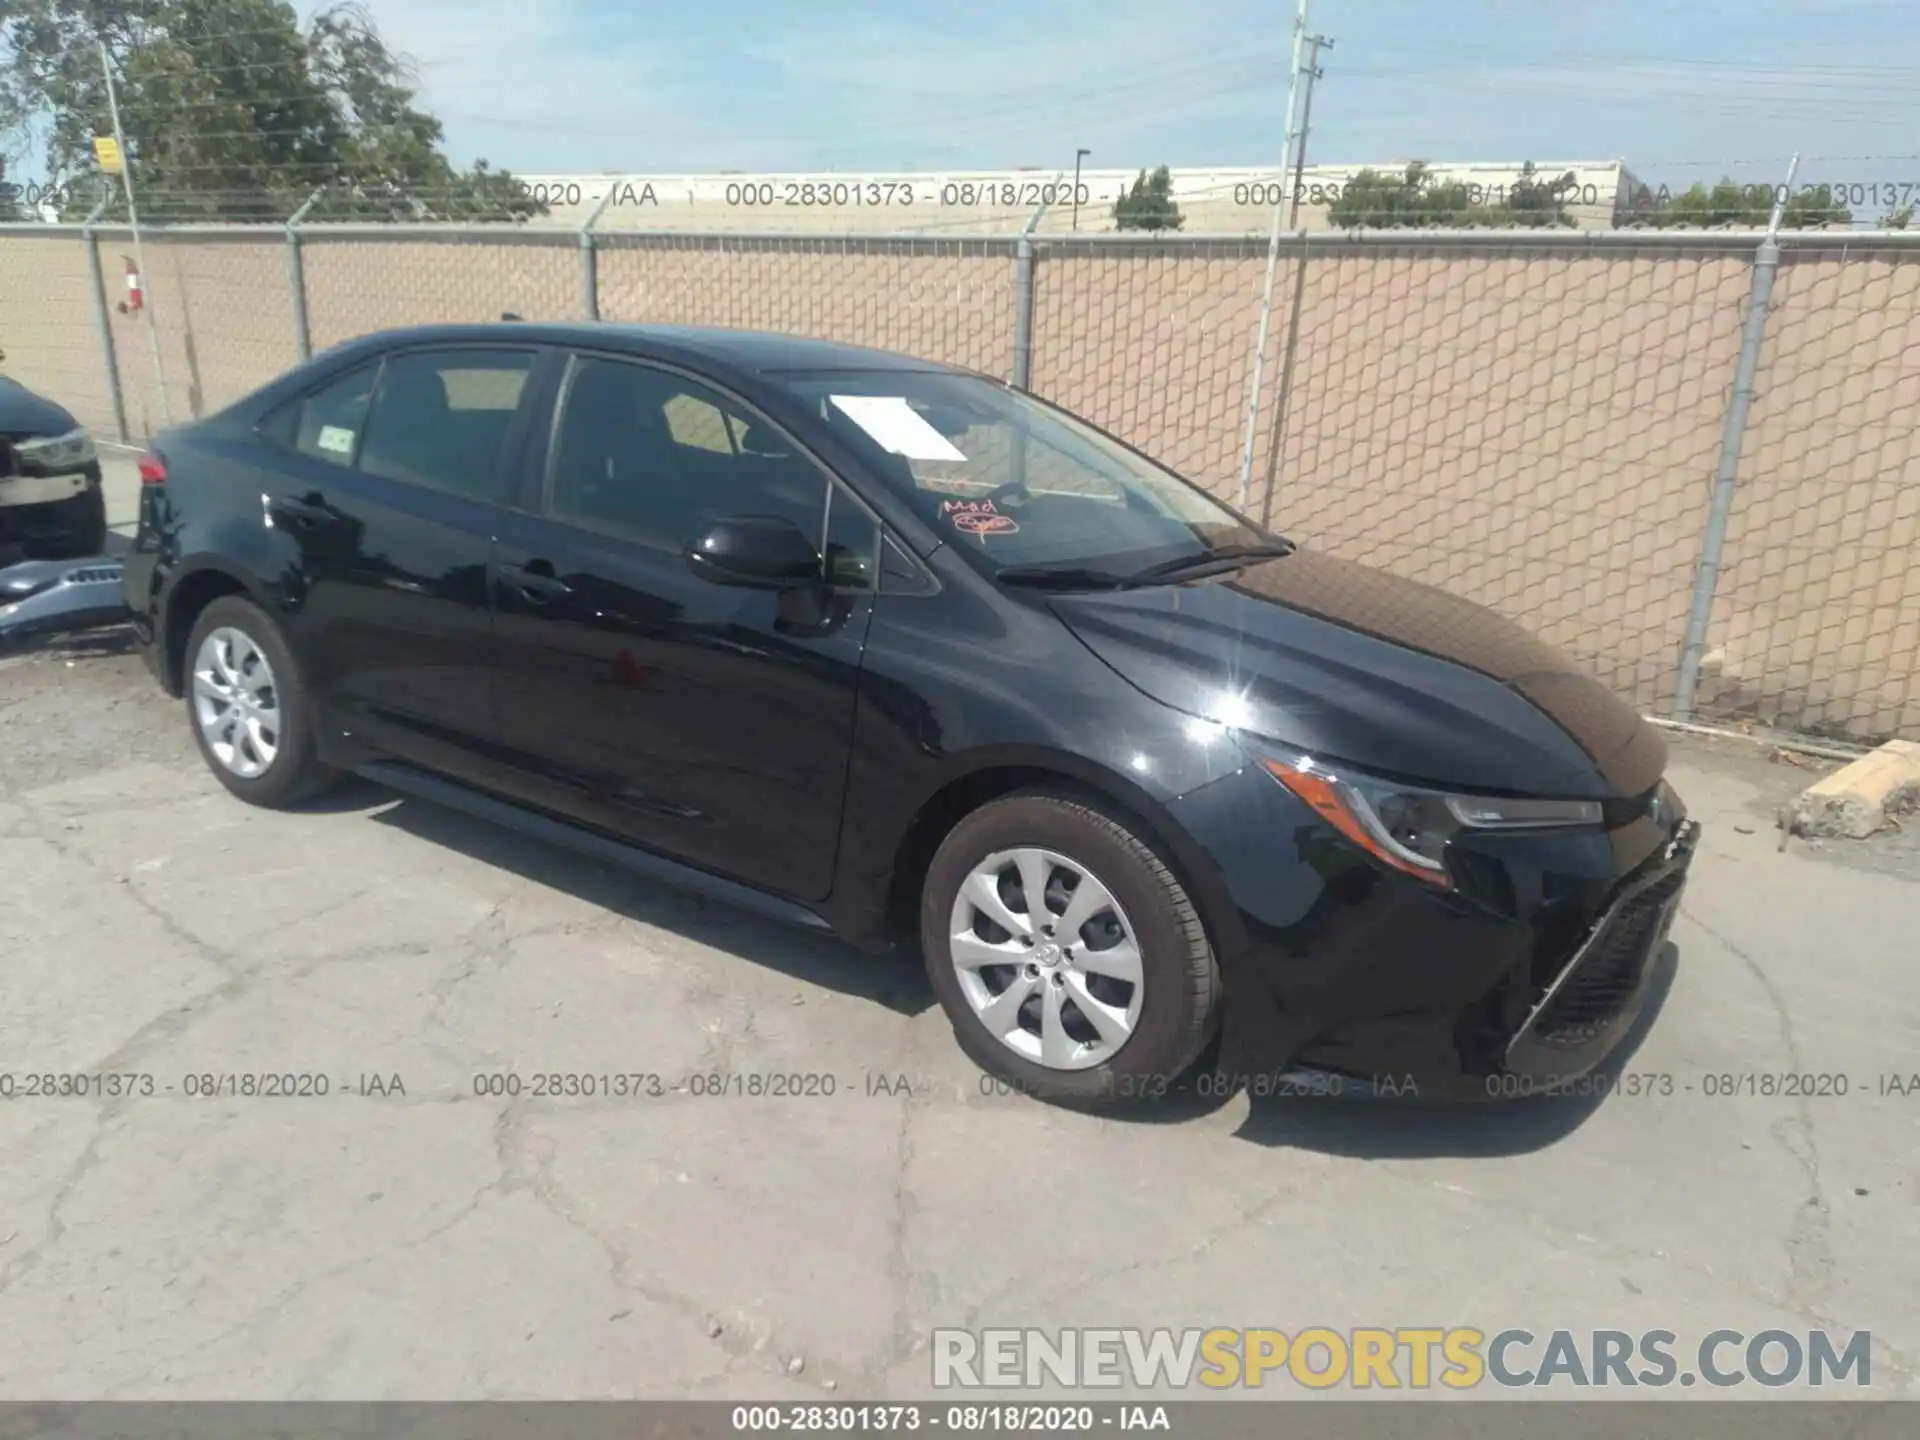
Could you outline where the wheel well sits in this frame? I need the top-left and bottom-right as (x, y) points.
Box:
(883, 763), (1216, 949)
(162, 570), (247, 693)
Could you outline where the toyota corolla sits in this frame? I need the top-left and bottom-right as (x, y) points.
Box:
(122, 324), (1696, 1105)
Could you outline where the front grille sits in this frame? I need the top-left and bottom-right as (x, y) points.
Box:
(1528, 868), (1686, 1048)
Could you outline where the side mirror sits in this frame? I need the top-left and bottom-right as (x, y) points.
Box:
(685, 515), (821, 589)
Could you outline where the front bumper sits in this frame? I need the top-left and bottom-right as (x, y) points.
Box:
(1495, 818), (1695, 1095)
(1168, 761), (1700, 1103)
(0, 555), (130, 647)
(0, 463), (103, 548)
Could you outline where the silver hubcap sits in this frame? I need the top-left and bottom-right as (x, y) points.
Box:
(192, 627), (281, 779)
(948, 847), (1144, 1071)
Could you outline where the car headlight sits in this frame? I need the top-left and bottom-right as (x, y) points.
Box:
(1246, 741), (1603, 887)
(14, 427), (97, 472)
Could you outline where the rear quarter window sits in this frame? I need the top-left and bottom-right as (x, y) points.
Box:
(263, 362), (379, 466)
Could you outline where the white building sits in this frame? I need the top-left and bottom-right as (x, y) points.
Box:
(504, 162), (1638, 235)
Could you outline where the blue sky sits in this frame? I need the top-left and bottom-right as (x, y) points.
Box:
(13, 0), (1909, 196)
(368, 0), (1920, 193)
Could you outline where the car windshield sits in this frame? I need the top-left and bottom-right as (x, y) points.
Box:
(776, 370), (1278, 581)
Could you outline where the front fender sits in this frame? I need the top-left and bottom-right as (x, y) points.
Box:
(827, 680), (1257, 959)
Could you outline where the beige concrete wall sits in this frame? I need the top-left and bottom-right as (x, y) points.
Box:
(595, 238), (1015, 376)
(1029, 240), (1292, 500)
(1024, 242), (1774, 721)
(300, 235), (584, 354)
(0, 235), (120, 437)
(1706, 247), (1920, 740)
(92, 233), (306, 438)
(1, 227), (1914, 740)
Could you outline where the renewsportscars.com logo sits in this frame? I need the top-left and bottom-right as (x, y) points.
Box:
(931, 1327), (1873, 1391)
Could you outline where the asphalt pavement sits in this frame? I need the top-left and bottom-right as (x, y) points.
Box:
(0, 454), (1913, 1401)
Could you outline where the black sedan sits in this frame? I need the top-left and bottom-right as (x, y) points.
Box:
(122, 324), (1697, 1105)
(0, 374), (108, 559)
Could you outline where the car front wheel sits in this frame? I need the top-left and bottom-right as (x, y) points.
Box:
(921, 789), (1220, 1105)
(183, 596), (338, 808)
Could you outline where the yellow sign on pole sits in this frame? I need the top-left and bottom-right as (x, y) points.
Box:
(92, 136), (124, 174)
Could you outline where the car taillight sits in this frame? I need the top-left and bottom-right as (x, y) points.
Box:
(137, 451), (168, 484)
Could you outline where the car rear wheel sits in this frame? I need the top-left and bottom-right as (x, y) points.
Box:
(184, 596), (338, 808)
(921, 789), (1220, 1105)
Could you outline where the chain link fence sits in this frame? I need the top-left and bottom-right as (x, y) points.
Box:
(596, 235), (1016, 375)
(1702, 241), (1920, 742)
(1255, 234), (1758, 721)
(1, 215), (1914, 745)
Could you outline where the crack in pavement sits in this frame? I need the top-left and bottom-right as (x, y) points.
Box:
(485, 1100), (743, 1383)
(954, 1153), (1315, 1333)
(1681, 905), (1835, 1318)
(91, 1165), (506, 1397)
(845, 1014), (933, 1394)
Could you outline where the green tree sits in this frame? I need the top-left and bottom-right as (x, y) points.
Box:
(1326, 160), (1574, 228)
(1882, 204), (1912, 230)
(1622, 178), (1851, 229)
(1503, 160), (1579, 224)
(0, 0), (541, 222)
(1112, 165), (1183, 231)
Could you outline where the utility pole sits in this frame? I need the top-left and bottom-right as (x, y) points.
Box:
(1236, 0), (1310, 509)
(1286, 35), (1332, 227)
(1072, 147), (1091, 230)
(99, 40), (171, 425)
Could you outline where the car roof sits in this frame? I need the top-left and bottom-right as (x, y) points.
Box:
(334, 322), (969, 380)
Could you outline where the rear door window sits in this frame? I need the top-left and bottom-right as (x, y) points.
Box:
(356, 349), (535, 503)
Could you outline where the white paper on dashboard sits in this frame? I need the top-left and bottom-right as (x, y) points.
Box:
(828, 395), (967, 462)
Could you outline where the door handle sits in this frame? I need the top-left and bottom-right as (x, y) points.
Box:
(270, 494), (335, 529)
(496, 561), (572, 602)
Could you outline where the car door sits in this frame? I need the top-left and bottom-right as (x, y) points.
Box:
(488, 350), (881, 902)
(257, 344), (541, 782)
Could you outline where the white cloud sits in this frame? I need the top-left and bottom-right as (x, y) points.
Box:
(331, 0), (1920, 180)
(348, 0), (1288, 173)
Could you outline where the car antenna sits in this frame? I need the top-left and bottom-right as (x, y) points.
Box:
(500, 311), (522, 321)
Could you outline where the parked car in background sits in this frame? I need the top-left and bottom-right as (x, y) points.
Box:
(0, 370), (108, 559)
(122, 323), (1698, 1106)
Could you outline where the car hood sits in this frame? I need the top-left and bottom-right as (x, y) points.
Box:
(1048, 547), (1665, 799)
(0, 378), (79, 436)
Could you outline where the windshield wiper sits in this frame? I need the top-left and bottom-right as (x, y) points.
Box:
(1128, 541), (1296, 583)
(996, 542), (1294, 592)
(993, 564), (1148, 591)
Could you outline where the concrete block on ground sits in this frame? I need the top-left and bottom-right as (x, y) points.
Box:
(1789, 738), (1920, 839)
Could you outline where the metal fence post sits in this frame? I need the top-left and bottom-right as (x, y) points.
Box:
(1009, 182), (1062, 493)
(1672, 155), (1798, 722)
(79, 183), (129, 443)
(1257, 229), (1309, 532)
(285, 186), (326, 363)
(1011, 182), (1058, 388)
(579, 189), (615, 320)
(1012, 236), (1036, 388)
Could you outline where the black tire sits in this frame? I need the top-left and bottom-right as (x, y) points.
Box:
(182, 596), (340, 809)
(921, 788), (1220, 1106)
